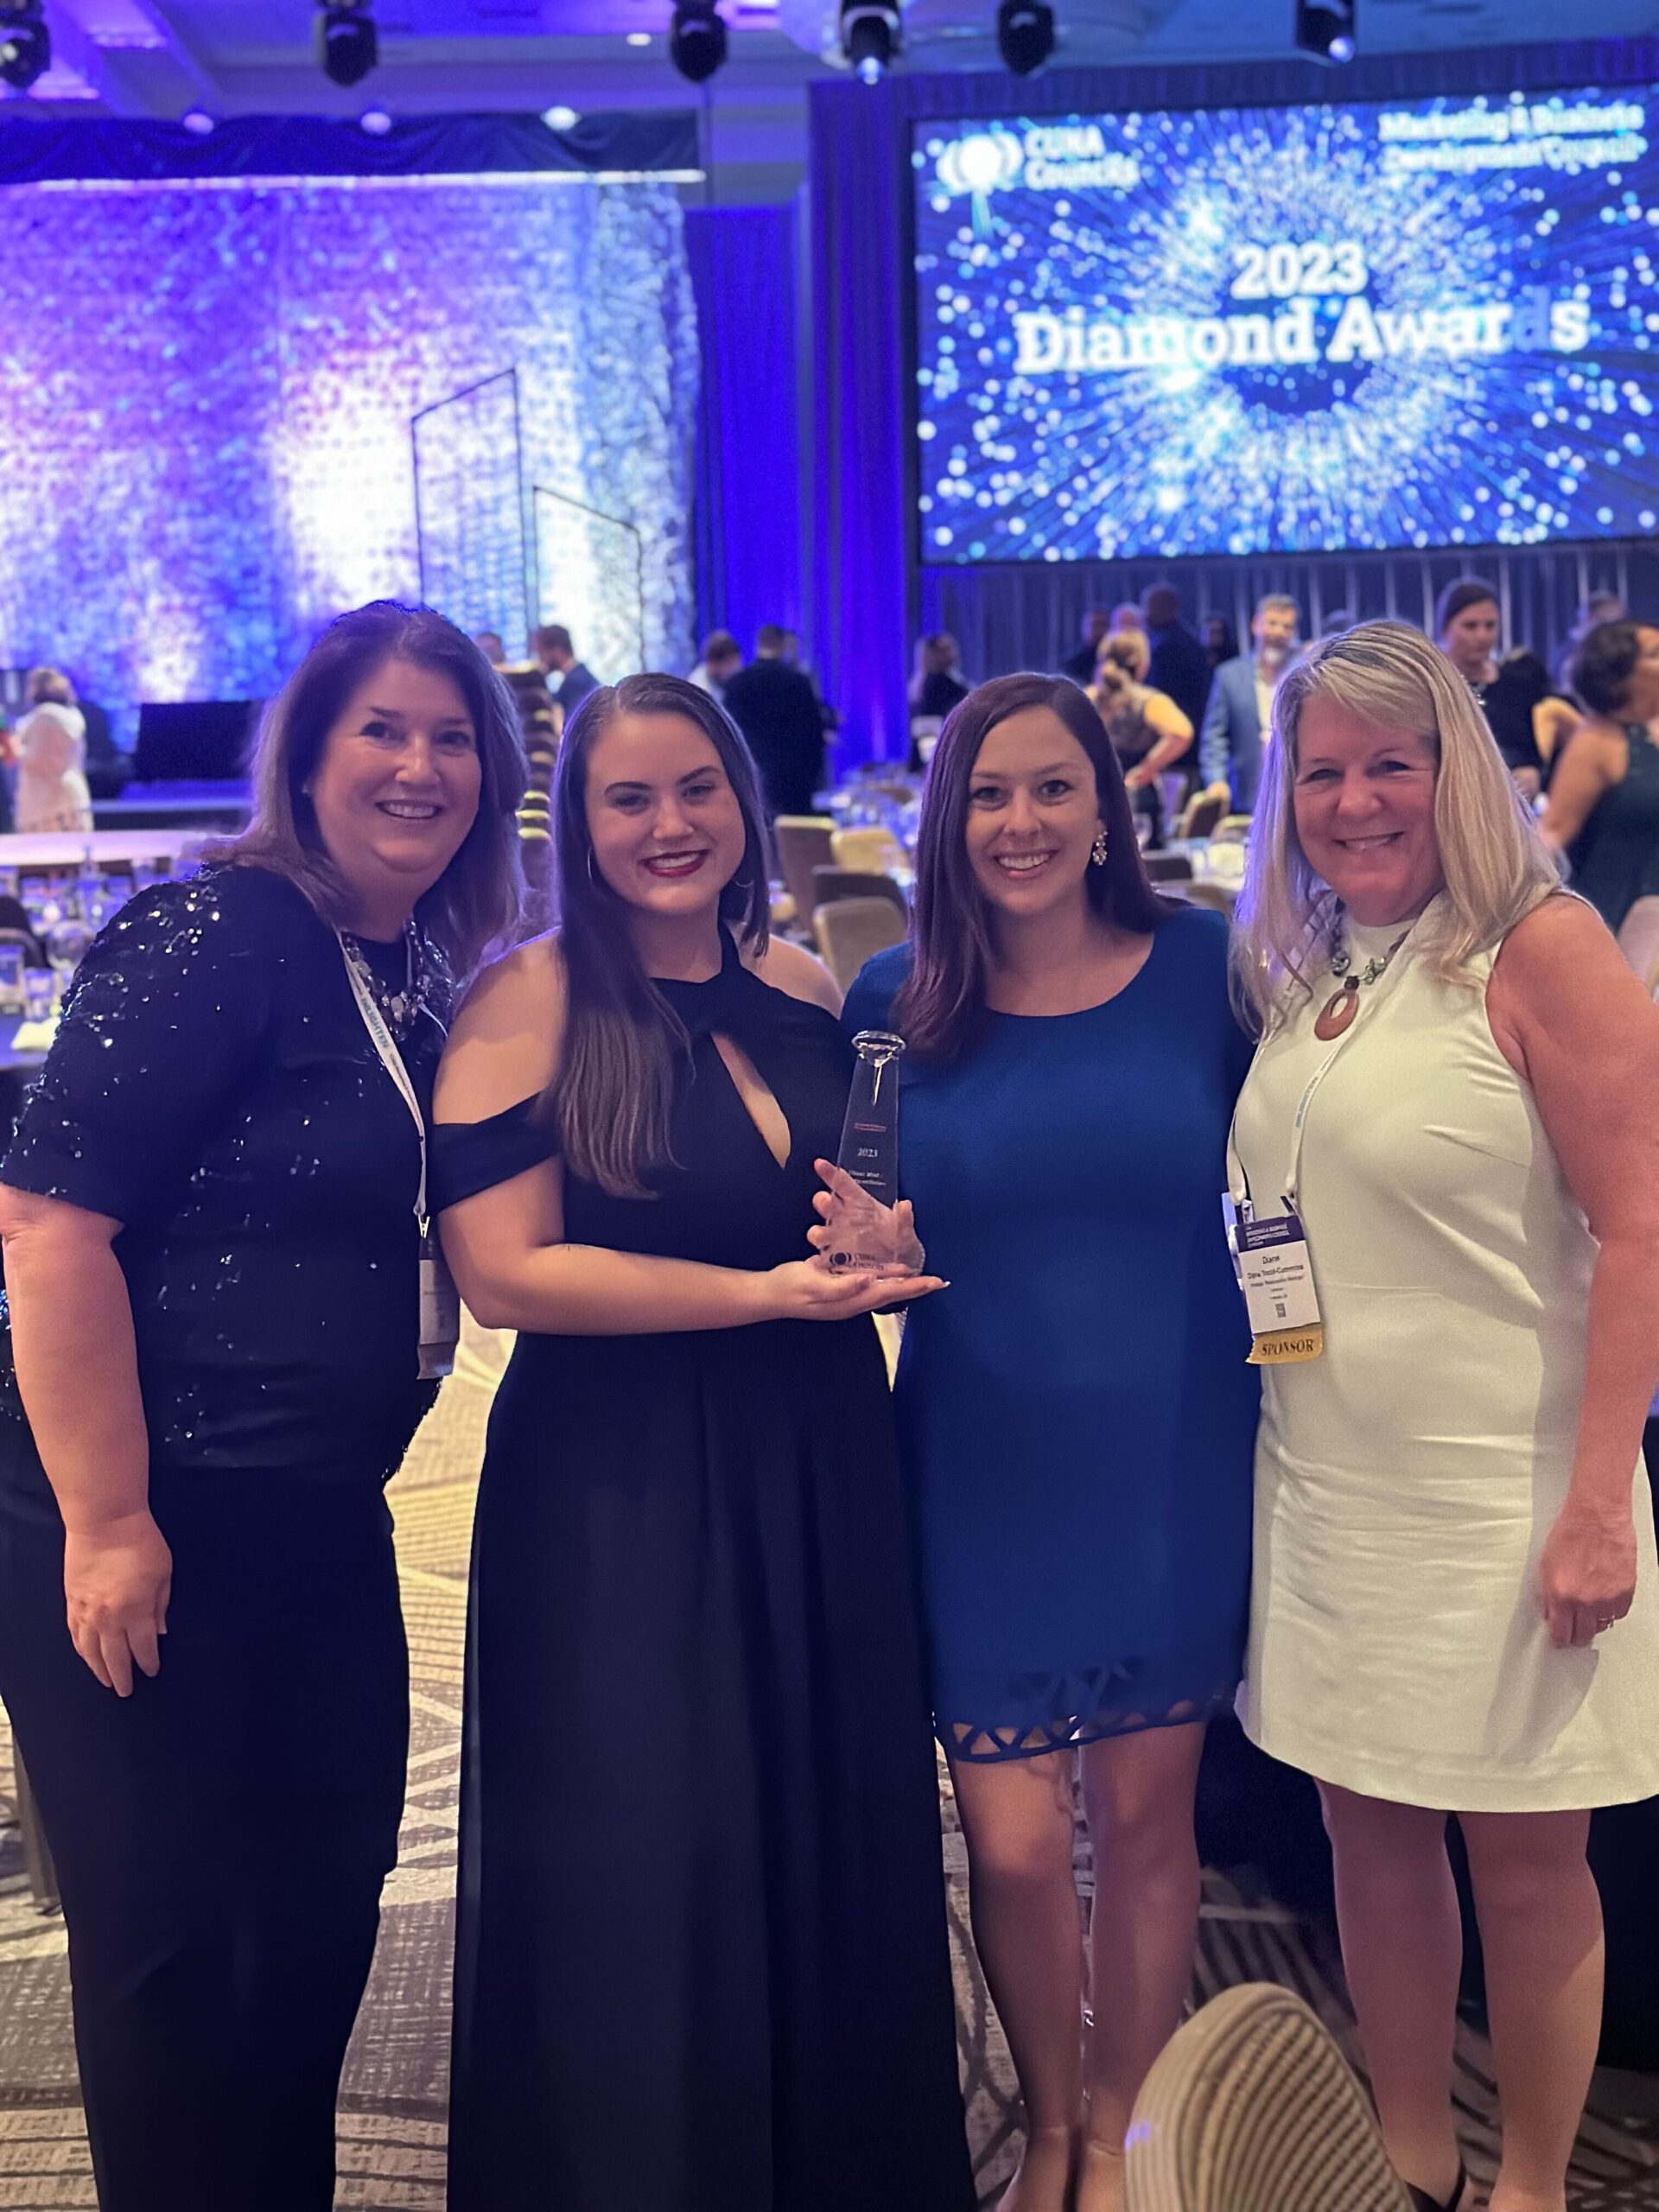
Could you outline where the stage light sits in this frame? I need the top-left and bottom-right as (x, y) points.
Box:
(359, 106), (392, 134)
(626, 30), (652, 44)
(181, 107), (215, 135)
(995, 0), (1053, 74)
(669, 3), (727, 83)
(842, 2), (900, 84)
(315, 2), (378, 88)
(543, 103), (581, 130)
(1294, 0), (1356, 63)
(0, 1), (49, 94)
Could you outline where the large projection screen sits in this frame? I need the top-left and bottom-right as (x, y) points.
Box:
(912, 86), (1659, 563)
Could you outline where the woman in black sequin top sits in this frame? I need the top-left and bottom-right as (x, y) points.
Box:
(0, 603), (524, 2212)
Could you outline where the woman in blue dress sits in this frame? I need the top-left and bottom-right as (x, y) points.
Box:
(841, 674), (1258, 2212)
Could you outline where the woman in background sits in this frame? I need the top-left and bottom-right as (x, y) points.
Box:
(842, 674), (1257, 2212)
(1088, 632), (1193, 848)
(435, 674), (973, 2212)
(1433, 581), (1575, 799)
(1231, 621), (1659, 2212)
(0, 604), (524, 2212)
(15, 666), (93, 834)
(910, 632), (971, 769)
(1541, 620), (1659, 938)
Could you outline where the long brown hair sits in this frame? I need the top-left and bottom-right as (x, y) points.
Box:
(895, 672), (1173, 1061)
(551, 673), (771, 1198)
(208, 601), (526, 976)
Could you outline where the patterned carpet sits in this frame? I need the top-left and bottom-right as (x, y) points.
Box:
(0, 1323), (1655, 2209)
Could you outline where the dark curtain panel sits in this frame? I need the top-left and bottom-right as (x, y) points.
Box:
(921, 543), (1659, 691)
(685, 205), (804, 659)
(808, 39), (1659, 761)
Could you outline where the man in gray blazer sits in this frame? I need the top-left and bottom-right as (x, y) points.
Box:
(1199, 595), (1300, 812)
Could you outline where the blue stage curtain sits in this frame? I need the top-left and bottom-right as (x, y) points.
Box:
(684, 205), (803, 663)
(808, 37), (1659, 762)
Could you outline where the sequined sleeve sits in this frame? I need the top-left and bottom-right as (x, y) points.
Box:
(0, 867), (282, 1224)
(431, 1096), (560, 1213)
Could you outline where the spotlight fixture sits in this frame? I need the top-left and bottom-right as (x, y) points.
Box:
(841, 1), (900, 84)
(669, 2), (727, 84)
(315, 1), (378, 88)
(995, 0), (1053, 75)
(542, 103), (581, 131)
(625, 29), (652, 44)
(359, 106), (392, 134)
(0, 1), (49, 94)
(181, 106), (216, 134)
(1294, 0), (1356, 63)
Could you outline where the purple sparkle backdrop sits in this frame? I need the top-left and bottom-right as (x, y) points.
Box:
(0, 175), (697, 729)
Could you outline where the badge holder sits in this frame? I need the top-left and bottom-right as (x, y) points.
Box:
(1223, 1195), (1324, 1365)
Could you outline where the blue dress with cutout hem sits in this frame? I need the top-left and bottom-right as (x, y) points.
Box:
(842, 906), (1258, 1760)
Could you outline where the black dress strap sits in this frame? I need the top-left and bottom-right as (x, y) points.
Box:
(431, 1097), (559, 1214)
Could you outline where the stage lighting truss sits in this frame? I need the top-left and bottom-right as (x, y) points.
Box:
(0, 0), (49, 94)
(670, 1), (728, 84)
(1294, 0), (1356, 64)
(995, 0), (1054, 75)
(842, 1), (900, 84)
(315, 0), (378, 89)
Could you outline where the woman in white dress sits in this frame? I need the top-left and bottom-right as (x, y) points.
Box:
(1230, 621), (1659, 2212)
(15, 668), (94, 835)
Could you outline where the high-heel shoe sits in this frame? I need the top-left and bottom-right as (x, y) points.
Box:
(1405, 2163), (1467, 2212)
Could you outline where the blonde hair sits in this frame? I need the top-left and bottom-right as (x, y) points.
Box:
(1231, 620), (1559, 1029)
(1097, 629), (1149, 682)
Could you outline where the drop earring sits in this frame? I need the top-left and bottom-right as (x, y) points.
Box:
(1090, 830), (1109, 867)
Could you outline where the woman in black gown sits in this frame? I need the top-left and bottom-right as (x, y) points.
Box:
(434, 674), (975, 2212)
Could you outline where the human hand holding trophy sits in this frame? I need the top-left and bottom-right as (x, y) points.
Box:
(805, 1030), (944, 1306)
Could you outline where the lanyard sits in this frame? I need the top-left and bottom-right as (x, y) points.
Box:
(1228, 911), (1426, 1215)
(338, 936), (432, 1233)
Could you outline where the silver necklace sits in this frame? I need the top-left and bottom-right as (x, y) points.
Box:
(342, 919), (429, 1035)
(1315, 911), (1410, 1040)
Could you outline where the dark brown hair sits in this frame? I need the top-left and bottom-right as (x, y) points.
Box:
(208, 601), (526, 977)
(1433, 577), (1498, 638)
(1570, 620), (1649, 719)
(550, 672), (771, 1198)
(894, 673), (1173, 1062)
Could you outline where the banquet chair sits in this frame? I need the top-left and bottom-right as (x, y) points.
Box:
(1176, 790), (1228, 842)
(1124, 1983), (1412, 2212)
(813, 897), (906, 996)
(772, 817), (836, 931)
(1211, 815), (1254, 843)
(831, 825), (909, 877)
(1616, 896), (1659, 996)
(810, 866), (907, 918)
(1143, 853), (1194, 885)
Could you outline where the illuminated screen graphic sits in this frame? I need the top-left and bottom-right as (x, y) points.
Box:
(913, 87), (1659, 563)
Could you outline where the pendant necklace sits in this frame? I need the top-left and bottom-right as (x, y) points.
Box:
(1314, 911), (1412, 1041)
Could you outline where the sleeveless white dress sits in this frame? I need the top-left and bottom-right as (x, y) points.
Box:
(1233, 904), (1659, 1811)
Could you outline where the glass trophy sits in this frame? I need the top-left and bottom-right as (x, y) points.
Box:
(823, 1029), (910, 1273)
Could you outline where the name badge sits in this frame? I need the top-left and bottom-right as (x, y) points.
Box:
(1223, 1198), (1324, 1365)
(418, 1231), (461, 1382)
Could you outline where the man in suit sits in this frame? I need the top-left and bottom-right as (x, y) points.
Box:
(531, 625), (600, 723)
(721, 625), (826, 818)
(1199, 594), (1300, 813)
(1140, 584), (1211, 733)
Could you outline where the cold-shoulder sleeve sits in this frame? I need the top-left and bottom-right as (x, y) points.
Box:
(1, 867), (282, 1224)
(431, 1096), (561, 1213)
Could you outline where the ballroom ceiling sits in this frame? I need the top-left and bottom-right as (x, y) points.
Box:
(9, 0), (1659, 201)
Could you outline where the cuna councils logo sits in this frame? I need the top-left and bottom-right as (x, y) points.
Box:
(935, 124), (1141, 196)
